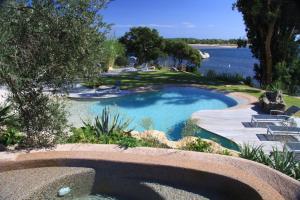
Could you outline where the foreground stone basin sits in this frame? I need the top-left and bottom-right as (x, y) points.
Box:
(0, 144), (299, 200)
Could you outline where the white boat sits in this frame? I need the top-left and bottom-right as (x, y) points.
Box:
(198, 50), (210, 59)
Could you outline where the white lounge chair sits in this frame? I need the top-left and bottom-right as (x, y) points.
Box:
(251, 106), (300, 127)
(285, 142), (300, 161)
(267, 125), (300, 135)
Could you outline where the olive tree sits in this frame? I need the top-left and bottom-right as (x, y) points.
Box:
(0, 0), (110, 147)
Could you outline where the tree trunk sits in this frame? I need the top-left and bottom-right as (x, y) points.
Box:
(265, 26), (274, 84)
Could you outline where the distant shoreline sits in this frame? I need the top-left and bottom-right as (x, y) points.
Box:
(189, 44), (238, 48)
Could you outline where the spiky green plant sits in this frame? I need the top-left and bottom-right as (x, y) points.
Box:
(269, 147), (298, 176)
(85, 106), (133, 136)
(239, 143), (264, 162)
(239, 144), (300, 180)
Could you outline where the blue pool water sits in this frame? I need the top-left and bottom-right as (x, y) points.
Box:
(198, 47), (258, 78)
(79, 87), (238, 150)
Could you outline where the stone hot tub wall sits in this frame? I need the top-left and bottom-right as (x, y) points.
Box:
(0, 145), (300, 200)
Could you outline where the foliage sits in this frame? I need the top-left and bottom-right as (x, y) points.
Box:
(168, 38), (242, 45)
(0, 104), (14, 131)
(164, 40), (201, 67)
(269, 147), (298, 176)
(221, 149), (232, 156)
(234, 0), (300, 85)
(182, 138), (212, 153)
(138, 137), (169, 148)
(20, 99), (68, 147)
(119, 27), (165, 65)
(181, 119), (199, 137)
(239, 144), (300, 180)
(87, 106), (133, 136)
(244, 76), (252, 86)
(0, 0), (109, 147)
(274, 59), (300, 94)
(240, 144), (265, 162)
(0, 127), (24, 147)
(236, 38), (247, 48)
(115, 55), (129, 67)
(67, 126), (98, 144)
(101, 39), (126, 72)
(205, 70), (244, 83)
(140, 117), (155, 130)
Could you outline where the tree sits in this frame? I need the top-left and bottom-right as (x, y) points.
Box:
(164, 40), (201, 67)
(236, 39), (247, 48)
(0, 0), (109, 147)
(234, 0), (300, 86)
(119, 27), (165, 65)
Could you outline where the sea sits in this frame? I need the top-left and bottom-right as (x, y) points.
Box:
(197, 46), (258, 78)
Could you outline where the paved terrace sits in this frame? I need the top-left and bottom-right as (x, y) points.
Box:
(192, 93), (300, 153)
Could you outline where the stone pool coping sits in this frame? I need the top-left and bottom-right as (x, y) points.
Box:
(0, 144), (299, 200)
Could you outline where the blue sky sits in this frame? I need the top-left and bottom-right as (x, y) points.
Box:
(101, 0), (246, 39)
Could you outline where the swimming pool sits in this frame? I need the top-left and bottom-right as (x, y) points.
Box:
(68, 86), (238, 150)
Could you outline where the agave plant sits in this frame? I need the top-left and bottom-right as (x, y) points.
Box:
(269, 147), (298, 176)
(239, 143), (264, 162)
(86, 106), (133, 137)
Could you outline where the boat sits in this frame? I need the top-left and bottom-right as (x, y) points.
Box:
(198, 50), (210, 59)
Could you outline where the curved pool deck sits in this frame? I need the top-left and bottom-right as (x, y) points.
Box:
(0, 144), (299, 200)
(191, 92), (295, 153)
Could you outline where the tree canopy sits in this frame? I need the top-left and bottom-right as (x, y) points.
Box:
(164, 40), (201, 67)
(119, 27), (165, 65)
(0, 0), (110, 147)
(234, 0), (300, 86)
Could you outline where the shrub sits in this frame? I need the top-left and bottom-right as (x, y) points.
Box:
(67, 127), (169, 149)
(221, 149), (232, 156)
(139, 137), (169, 148)
(269, 147), (298, 176)
(182, 138), (212, 152)
(239, 144), (300, 180)
(67, 126), (98, 144)
(205, 70), (245, 83)
(0, 104), (15, 131)
(0, 127), (24, 147)
(239, 143), (265, 162)
(115, 56), (128, 67)
(206, 70), (217, 80)
(244, 76), (252, 86)
(90, 106), (133, 136)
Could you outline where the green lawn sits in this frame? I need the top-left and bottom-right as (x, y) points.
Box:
(88, 70), (300, 114)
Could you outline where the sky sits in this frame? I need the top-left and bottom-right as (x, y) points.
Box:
(100, 0), (247, 39)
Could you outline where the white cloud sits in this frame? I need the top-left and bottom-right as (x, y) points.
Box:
(182, 22), (196, 28)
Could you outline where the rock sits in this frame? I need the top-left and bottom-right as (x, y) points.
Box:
(58, 187), (71, 197)
(259, 90), (286, 113)
(131, 130), (238, 156)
